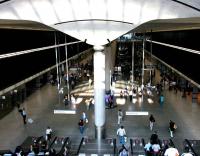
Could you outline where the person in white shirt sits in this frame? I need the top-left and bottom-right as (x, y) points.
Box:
(118, 109), (123, 125)
(117, 126), (126, 145)
(164, 143), (179, 156)
(46, 126), (52, 141)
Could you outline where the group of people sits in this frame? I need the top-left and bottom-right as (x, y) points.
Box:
(145, 134), (193, 156)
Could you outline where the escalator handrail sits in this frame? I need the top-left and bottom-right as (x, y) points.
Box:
(47, 136), (58, 151)
(36, 136), (44, 143)
(56, 137), (70, 156)
(141, 138), (145, 147)
(185, 139), (198, 156)
(169, 139), (175, 148)
(113, 138), (117, 156)
(130, 138), (133, 155)
(76, 137), (84, 155)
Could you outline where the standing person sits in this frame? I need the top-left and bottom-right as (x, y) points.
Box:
(169, 120), (176, 138)
(63, 95), (68, 106)
(159, 94), (164, 107)
(144, 141), (152, 156)
(129, 89), (132, 102)
(118, 109), (123, 125)
(46, 126), (53, 141)
(117, 126), (126, 145)
(149, 114), (155, 131)
(181, 147), (193, 156)
(78, 119), (84, 134)
(150, 131), (159, 144)
(21, 108), (27, 125)
(152, 143), (161, 156)
(164, 143), (179, 156)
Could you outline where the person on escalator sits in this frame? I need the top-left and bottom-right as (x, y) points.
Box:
(164, 143), (179, 156)
(181, 147), (193, 156)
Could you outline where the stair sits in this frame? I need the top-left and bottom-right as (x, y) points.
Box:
(77, 138), (114, 155)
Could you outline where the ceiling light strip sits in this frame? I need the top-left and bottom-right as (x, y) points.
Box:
(0, 40), (83, 59)
(147, 40), (200, 55)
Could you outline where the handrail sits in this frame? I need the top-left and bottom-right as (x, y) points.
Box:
(36, 136), (44, 143)
(185, 139), (198, 156)
(56, 137), (70, 156)
(130, 138), (133, 155)
(47, 136), (58, 151)
(141, 138), (145, 147)
(0, 48), (93, 96)
(76, 137), (84, 155)
(169, 139), (175, 148)
(113, 138), (117, 156)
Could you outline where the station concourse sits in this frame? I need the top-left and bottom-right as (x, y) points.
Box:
(0, 0), (200, 155)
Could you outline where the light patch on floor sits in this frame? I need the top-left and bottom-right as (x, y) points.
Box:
(147, 98), (154, 104)
(54, 110), (76, 114)
(126, 111), (149, 115)
(116, 98), (126, 105)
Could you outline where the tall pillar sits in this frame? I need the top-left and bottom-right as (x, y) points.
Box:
(105, 46), (111, 93)
(93, 45), (105, 139)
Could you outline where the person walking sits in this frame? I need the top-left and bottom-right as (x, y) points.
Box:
(118, 109), (123, 125)
(21, 108), (27, 125)
(117, 126), (126, 145)
(78, 119), (84, 134)
(46, 126), (53, 141)
(169, 120), (176, 138)
(149, 114), (155, 131)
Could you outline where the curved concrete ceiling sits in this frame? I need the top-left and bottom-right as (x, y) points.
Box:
(0, 0), (200, 45)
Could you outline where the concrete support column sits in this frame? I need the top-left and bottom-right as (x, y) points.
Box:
(93, 45), (105, 139)
(105, 46), (111, 93)
(110, 41), (117, 75)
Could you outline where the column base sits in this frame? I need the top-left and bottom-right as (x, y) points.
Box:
(95, 125), (105, 140)
(105, 90), (111, 95)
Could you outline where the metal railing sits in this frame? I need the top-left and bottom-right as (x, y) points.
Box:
(76, 137), (84, 155)
(47, 136), (58, 151)
(56, 137), (70, 156)
(113, 138), (117, 156)
(130, 138), (133, 155)
(185, 139), (198, 156)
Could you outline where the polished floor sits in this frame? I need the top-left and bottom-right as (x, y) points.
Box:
(0, 70), (200, 155)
